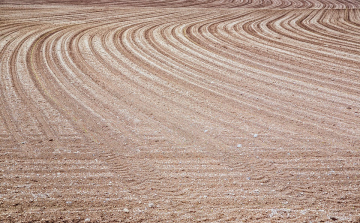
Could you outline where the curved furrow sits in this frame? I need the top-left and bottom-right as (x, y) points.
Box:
(0, 24), (32, 145)
(12, 29), (64, 143)
(157, 18), (291, 136)
(114, 8), (358, 210)
(142, 20), (306, 150)
(99, 10), (360, 193)
(109, 14), (296, 188)
(1, 3), (360, 222)
(37, 22), (168, 196)
(75, 10), (284, 202)
(106, 19), (253, 143)
(116, 21), (269, 139)
(293, 10), (360, 56)
(19, 19), (144, 217)
(0, 21), (130, 219)
(52, 24), (122, 128)
(3, 0), (360, 9)
(270, 11), (360, 91)
(237, 10), (360, 122)
(162, 12), (358, 145)
(114, 23), (242, 139)
(122, 21), (271, 175)
(197, 11), (360, 139)
(26, 26), (101, 141)
(1, 25), (58, 144)
(63, 19), (195, 198)
(266, 10), (360, 59)
(317, 9), (360, 42)
(98, 23), (238, 197)
(43, 19), (148, 140)
(237, 11), (360, 85)
(238, 12), (360, 105)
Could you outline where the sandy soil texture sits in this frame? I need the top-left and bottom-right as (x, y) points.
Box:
(0, 0), (360, 222)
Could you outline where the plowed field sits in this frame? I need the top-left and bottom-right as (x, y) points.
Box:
(1, 0), (360, 222)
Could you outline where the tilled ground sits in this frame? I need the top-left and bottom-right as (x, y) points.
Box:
(0, 1), (360, 222)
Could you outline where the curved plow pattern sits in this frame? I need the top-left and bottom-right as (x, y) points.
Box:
(1, 2), (360, 222)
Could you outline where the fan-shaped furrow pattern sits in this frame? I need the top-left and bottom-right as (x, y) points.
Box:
(194, 10), (360, 139)
(3, 0), (360, 9)
(1, 3), (360, 222)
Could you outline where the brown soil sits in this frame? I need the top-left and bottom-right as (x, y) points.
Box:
(0, 1), (359, 222)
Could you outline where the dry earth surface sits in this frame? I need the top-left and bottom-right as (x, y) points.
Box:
(1, 0), (360, 222)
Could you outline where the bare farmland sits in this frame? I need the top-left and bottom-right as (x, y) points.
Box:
(0, 0), (360, 222)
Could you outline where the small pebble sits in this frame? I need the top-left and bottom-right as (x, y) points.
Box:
(123, 208), (129, 213)
(253, 134), (258, 138)
(237, 144), (242, 148)
(148, 203), (155, 208)
(84, 218), (91, 222)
